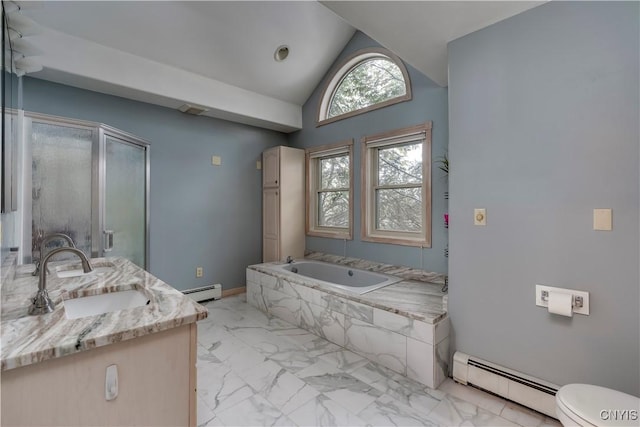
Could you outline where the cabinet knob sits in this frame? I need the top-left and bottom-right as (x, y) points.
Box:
(275, 180), (278, 184)
(275, 191), (278, 195)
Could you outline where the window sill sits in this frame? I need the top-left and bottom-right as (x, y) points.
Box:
(361, 234), (430, 248)
(307, 229), (353, 240)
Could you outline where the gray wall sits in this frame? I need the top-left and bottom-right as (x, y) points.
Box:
(23, 78), (287, 291)
(448, 1), (639, 394)
(288, 32), (449, 274)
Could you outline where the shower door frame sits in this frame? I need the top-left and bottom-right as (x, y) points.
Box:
(23, 111), (150, 270)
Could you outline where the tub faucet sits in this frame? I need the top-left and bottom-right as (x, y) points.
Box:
(286, 256), (294, 264)
(29, 247), (93, 315)
(32, 233), (76, 276)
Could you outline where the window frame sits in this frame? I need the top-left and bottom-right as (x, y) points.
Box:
(361, 122), (432, 247)
(316, 47), (412, 127)
(306, 140), (354, 240)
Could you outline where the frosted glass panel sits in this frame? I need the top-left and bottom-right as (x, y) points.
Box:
(31, 122), (94, 260)
(105, 137), (145, 267)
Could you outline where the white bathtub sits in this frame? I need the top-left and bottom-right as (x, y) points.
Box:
(273, 260), (401, 294)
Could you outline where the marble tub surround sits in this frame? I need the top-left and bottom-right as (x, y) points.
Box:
(247, 262), (449, 389)
(305, 251), (447, 285)
(1, 256), (208, 371)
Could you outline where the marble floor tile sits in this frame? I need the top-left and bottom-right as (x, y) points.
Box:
(222, 343), (267, 372)
(197, 396), (217, 427)
(438, 378), (506, 415)
(500, 401), (549, 427)
(350, 362), (441, 416)
(226, 324), (302, 358)
(293, 333), (343, 357)
(214, 394), (294, 427)
(240, 359), (320, 415)
(267, 347), (323, 373)
(295, 360), (383, 414)
(197, 296), (560, 427)
(287, 394), (369, 427)
(428, 394), (520, 427)
(318, 349), (370, 373)
(197, 364), (255, 414)
(358, 394), (439, 427)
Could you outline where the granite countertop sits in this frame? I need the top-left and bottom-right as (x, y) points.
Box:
(249, 254), (447, 324)
(1, 257), (208, 371)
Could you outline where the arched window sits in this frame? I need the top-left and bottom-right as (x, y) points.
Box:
(318, 48), (411, 125)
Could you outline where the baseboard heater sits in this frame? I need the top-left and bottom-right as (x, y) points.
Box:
(183, 284), (222, 302)
(452, 351), (559, 418)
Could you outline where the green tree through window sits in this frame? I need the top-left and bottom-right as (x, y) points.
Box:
(318, 48), (411, 124)
(328, 58), (406, 118)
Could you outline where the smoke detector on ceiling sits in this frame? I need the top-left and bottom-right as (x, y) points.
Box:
(178, 104), (209, 115)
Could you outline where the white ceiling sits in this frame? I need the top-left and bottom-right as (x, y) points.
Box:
(321, 1), (545, 87)
(21, 1), (355, 106)
(12, 1), (544, 132)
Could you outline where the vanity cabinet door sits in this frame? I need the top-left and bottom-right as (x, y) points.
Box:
(1, 324), (196, 427)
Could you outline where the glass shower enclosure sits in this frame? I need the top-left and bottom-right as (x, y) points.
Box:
(25, 113), (149, 269)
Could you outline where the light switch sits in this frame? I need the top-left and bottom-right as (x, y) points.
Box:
(256, 160), (262, 170)
(474, 208), (487, 226)
(593, 208), (612, 231)
(211, 156), (222, 166)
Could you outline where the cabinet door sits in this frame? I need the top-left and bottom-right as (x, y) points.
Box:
(262, 147), (280, 188)
(263, 187), (280, 262)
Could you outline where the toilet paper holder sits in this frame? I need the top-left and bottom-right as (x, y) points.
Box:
(540, 290), (583, 308)
(535, 284), (590, 316)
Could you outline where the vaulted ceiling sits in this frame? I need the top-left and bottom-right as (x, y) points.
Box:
(9, 1), (543, 132)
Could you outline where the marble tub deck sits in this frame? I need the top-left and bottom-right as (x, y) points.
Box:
(248, 261), (447, 325)
(197, 295), (561, 427)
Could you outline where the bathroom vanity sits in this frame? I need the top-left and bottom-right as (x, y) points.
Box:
(0, 256), (207, 426)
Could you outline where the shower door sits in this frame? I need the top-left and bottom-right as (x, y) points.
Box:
(102, 131), (148, 268)
(27, 115), (149, 269)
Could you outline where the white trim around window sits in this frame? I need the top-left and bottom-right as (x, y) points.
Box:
(306, 140), (354, 240)
(361, 122), (432, 247)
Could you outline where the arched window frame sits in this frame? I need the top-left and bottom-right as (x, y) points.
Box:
(317, 47), (412, 126)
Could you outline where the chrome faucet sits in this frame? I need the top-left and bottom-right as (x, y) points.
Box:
(29, 247), (93, 315)
(286, 256), (294, 264)
(32, 233), (76, 276)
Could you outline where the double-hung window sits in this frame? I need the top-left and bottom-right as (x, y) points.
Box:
(362, 123), (431, 246)
(306, 140), (353, 239)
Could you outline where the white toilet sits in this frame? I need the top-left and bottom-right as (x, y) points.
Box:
(556, 384), (640, 427)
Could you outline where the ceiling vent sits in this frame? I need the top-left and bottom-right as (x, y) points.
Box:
(178, 104), (209, 115)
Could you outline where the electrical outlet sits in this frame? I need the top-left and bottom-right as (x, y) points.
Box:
(211, 156), (221, 166)
(196, 267), (203, 278)
(256, 160), (262, 170)
(474, 208), (487, 226)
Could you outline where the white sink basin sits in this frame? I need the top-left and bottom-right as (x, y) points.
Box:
(63, 290), (149, 319)
(56, 266), (115, 279)
(54, 262), (116, 279)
